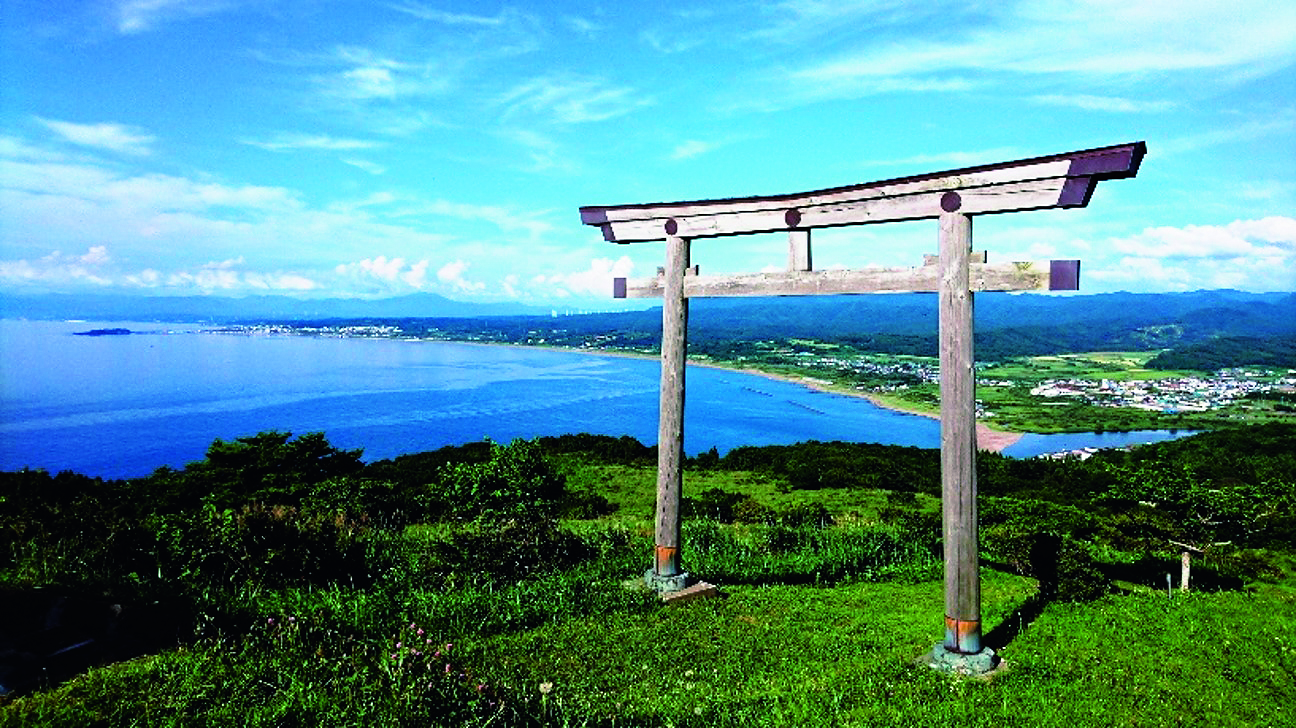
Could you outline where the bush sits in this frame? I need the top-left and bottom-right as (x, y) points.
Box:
(982, 528), (1111, 602)
(438, 439), (566, 526)
(154, 503), (390, 594)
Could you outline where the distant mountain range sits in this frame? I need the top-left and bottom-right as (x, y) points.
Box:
(0, 292), (552, 322)
(3, 289), (1294, 358)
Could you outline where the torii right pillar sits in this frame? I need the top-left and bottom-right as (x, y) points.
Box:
(937, 195), (983, 660)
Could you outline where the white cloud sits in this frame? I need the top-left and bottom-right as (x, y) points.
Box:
(0, 246), (116, 288)
(499, 75), (652, 124)
(1111, 217), (1296, 260)
(114, 0), (240, 34)
(437, 259), (485, 292)
(164, 262), (321, 293)
(243, 134), (382, 152)
(385, 1), (506, 26)
(388, 198), (554, 238)
(333, 256), (487, 295)
(732, 1), (1296, 110)
(342, 159), (387, 175)
(498, 128), (577, 175)
(531, 256), (635, 298)
(1087, 217), (1296, 292)
(35, 117), (155, 155)
(563, 16), (601, 36)
(866, 147), (1025, 169)
(1032, 95), (1178, 113)
(343, 67), (397, 99)
(338, 256), (408, 283)
(670, 140), (718, 161)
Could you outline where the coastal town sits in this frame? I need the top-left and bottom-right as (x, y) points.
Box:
(1025, 368), (1296, 414)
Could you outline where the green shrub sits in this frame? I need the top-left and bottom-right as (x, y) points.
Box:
(982, 528), (1111, 602)
(439, 439), (567, 526)
(154, 503), (390, 593)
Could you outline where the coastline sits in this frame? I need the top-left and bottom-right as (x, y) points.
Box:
(685, 358), (1024, 453)
(228, 332), (1028, 453)
(425, 340), (1028, 453)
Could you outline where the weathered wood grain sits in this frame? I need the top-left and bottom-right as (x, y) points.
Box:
(613, 260), (1074, 298)
(653, 235), (690, 578)
(938, 211), (981, 654)
(580, 142), (1145, 243)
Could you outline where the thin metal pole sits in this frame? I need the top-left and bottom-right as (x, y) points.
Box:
(938, 205), (981, 654)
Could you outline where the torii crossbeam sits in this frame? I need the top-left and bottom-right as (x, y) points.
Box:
(579, 142), (1145, 670)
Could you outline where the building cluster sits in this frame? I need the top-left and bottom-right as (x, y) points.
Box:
(1028, 369), (1296, 413)
(210, 324), (403, 338)
(790, 351), (941, 387)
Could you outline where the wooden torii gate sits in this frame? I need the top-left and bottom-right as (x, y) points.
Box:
(579, 142), (1145, 666)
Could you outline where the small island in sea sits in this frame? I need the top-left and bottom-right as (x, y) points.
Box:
(72, 328), (132, 336)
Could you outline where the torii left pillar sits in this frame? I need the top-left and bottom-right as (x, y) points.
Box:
(647, 233), (691, 591)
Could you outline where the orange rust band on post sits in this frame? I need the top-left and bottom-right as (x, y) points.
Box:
(654, 545), (681, 576)
(944, 616), (982, 654)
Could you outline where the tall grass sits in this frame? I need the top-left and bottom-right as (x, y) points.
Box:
(683, 519), (941, 585)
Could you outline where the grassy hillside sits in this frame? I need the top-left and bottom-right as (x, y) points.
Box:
(2, 428), (1294, 726)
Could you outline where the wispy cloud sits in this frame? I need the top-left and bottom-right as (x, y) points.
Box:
(733, 0), (1296, 111)
(499, 75), (652, 124)
(670, 140), (718, 161)
(498, 128), (578, 175)
(1032, 95), (1178, 113)
(242, 133), (382, 152)
(385, 1), (506, 26)
(668, 136), (754, 162)
(35, 117), (155, 155)
(341, 158), (387, 175)
(113, 0), (241, 34)
(865, 147), (1025, 169)
(1158, 113), (1296, 156)
(640, 29), (705, 54)
(387, 197), (555, 239)
(563, 16), (602, 37)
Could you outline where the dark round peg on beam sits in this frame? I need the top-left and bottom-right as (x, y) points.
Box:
(664, 218), (679, 236)
(785, 208), (802, 228)
(940, 191), (962, 212)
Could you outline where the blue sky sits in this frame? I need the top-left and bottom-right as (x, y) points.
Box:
(1, 1), (1293, 308)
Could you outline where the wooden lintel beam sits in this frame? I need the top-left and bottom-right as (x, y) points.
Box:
(925, 252), (987, 266)
(614, 260), (1080, 299)
(581, 142), (1145, 243)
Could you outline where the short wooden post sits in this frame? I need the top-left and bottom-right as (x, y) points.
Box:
(1181, 551), (1191, 592)
(788, 230), (812, 272)
(938, 199), (982, 654)
(648, 234), (691, 591)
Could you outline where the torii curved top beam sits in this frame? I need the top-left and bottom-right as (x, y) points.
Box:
(580, 142), (1145, 243)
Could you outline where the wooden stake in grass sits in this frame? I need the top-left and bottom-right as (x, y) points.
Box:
(579, 143), (1146, 651)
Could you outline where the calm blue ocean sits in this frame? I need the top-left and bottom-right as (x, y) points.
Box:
(0, 320), (1190, 478)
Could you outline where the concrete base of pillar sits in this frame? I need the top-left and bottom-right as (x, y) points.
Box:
(644, 569), (690, 593)
(925, 643), (999, 676)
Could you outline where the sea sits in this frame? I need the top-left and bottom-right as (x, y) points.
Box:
(0, 320), (1195, 479)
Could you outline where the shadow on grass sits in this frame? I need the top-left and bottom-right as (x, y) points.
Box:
(0, 585), (194, 697)
(983, 541), (1249, 653)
